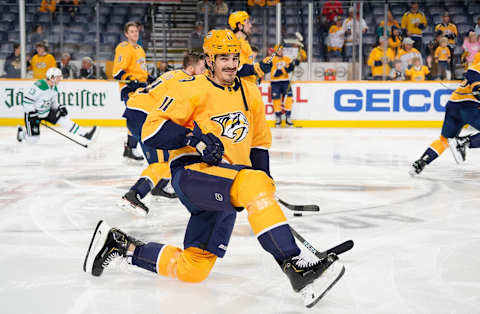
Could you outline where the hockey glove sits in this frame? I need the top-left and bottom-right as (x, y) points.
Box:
(293, 58), (300, 66)
(58, 105), (68, 117)
(185, 122), (224, 165)
(147, 75), (156, 84)
(126, 78), (146, 92)
(259, 61), (272, 73)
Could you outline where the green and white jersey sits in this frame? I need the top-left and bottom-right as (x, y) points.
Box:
(23, 79), (59, 118)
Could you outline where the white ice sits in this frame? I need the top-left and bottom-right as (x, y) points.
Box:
(1, 126), (479, 314)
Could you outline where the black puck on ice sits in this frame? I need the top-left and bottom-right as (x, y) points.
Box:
(293, 213), (303, 217)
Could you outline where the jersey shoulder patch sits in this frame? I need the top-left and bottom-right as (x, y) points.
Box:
(34, 79), (49, 91)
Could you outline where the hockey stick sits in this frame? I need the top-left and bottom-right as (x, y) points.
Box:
(277, 196), (320, 212)
(41, 122), (88, 148)
(289, 226), (354, 259)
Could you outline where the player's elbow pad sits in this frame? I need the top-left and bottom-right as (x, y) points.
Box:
(143, 120), (190, 150)
(237, 64), (256, 77)
(473, 86), (480, 101)
(250, 148), (271, 177)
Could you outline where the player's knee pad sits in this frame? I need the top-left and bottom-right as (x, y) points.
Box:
(431, 135), (449, 155)
(273, 99), (282, 113)
(140, 162), (170, 186)
(176, 247), (217, 283)
(284, 96), (293, 110)
(230, 169), (286, 235)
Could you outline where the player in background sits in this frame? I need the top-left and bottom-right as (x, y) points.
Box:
(17, 67), (97, 143)
(84, 29), (345, 308)
(113, 21), (155, 162)
(409, 62), (480, 175)
(269, 44), (300, 127)
(228, 11), (272, 83)
(118, 51), (206, 216)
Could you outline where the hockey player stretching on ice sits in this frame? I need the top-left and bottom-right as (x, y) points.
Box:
(410, 62), (480, 175)
(17, 67), (97, 144)
(84, 30), (345, 308)
(118, 51), (207, 215)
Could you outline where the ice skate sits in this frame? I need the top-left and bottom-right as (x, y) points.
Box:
(118, 190), (149, 216)
(83, 220), (143, 276)
(275, 114), (282, 128)
(282, 252), (345, 308)
(123, 143), (144, 163)
(285, 116), (294, 127)
(151, 179), (177, 199)
(81, 126), (98, 141)
(16, 126), (25, 142)
(409, 159), (427, 176)
(448, 136), (469, 164)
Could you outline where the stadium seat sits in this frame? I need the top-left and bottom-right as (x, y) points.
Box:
(452, 15), (468, 25)
(112, 6), (129, 17)
(1, 13), (16, 23)
(0, 23), (10, 32)
(102, 33), (120, 45)
(105, 24), (123, 34)
(428, 7), (444, 16)
(457, 23), (472, 36)
(37, 14), (51, 23)
(74, 15), (90, 24)
(130, 7), (147, 17)
(65, 32), (84, 44)
(446, 6), (465, 16)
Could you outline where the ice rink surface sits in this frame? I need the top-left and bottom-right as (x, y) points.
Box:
(1, 126), (479, 314)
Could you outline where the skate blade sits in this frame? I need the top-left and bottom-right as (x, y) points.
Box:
(123, 158), (145, 166)
(83, 220), (110, 274)
(302, 263), (345, 308)
(117, 199), (148, 217)
(447, 139), (464, 164)
(408, 167), (418, 177)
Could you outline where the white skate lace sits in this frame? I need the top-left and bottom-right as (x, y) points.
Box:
(292, 251), (320, 268)
(102, 250), (121, 268)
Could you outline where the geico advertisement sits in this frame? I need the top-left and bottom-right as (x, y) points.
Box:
(259, 82), (453, 120)
(0, 79), (123, 119)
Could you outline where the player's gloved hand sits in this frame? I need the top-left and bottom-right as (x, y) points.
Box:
(259, 61), (272, 73)
(147, 75), (156, 84)
(126, 78), (146, 92)
(185, 122), (224, 165)
(58, 105), (68, 117)
(293, 58), (300, 66)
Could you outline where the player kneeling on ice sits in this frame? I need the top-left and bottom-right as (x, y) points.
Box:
(84, 29), (344, 308)
(17, 67), (97, 144)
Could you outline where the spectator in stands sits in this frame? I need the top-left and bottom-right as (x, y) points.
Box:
(367, 36), (395, 80)
(474, 17), (480, 37)
(189, 21), (204, 51)
(63, 0), (80, 17)
(79, 56), (106, 79)
(197, 0), (214, 16)
(389, 59), (406, 80)
(435, 12), (457, 78)
(214, 0), (228, 16)
(401, 2), (426, 53)
(4, 43), (21, 78)
(342, 7), (368, 62)
(376, 10), (400, 38)
(157, 60), (173, 76)
(462, 31), (480, 67)
(405, 56), (430, 81)
(29, 25), (48, 55)
(251, 45), (259, 62)
(388, 26), (403, 57)
(434, 37), (451, 80)
(321, 0), (343, 26)
(57, 52), (77, 79)
(397, 37), (422, 72)
(426, 30), (443, 79)
(39, 0), (56, 13)
(327, 16), (345, 59)
(30, 41), (56, 79)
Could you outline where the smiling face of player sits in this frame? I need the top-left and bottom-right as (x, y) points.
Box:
(209, 53), (239, 86)
(125, 25), (139, 45)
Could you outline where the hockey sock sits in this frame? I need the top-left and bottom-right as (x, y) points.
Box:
(132, 242), (165, 273)
(423, 136), (448, 163)
(468, 133), (480, 148)
(273, 99), (282, 113)
(275, 112), (282, 123)
(230, 169), (300, 264)
(57, 117), (85, 135)
(285, 110), (292, 119)
(131, 177), (153, 199)
(127, 134), (138, 148)
(140, 162), (171, 188)
(285, 96), (293, 111)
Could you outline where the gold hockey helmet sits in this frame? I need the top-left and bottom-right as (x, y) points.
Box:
(203, 29), (241, 60)
(228, 11), (250, 30)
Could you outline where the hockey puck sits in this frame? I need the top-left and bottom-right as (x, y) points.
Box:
(293, 213), (303, 217)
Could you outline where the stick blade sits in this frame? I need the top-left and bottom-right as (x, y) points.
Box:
(277, 198), (320, 212)
(327, 240), (354, 256)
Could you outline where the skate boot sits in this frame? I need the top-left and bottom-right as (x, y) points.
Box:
(285, 116), (294, 127)
(16, 126), (25, 142)
(275, 113), (282, 128)
(151, 179), (177, 199)
(409, 159), (427, 176)
(123, 143), (144, 162)
(83, 220), (144, 276)
(81, 126), (98, 141)
(281, 253), (345, 308)
(448, 136), (470, 164)
(118, 190), (149, 216)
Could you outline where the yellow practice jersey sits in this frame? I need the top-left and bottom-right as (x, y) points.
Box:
(238, 37), (256, 83)
(450, 63), (480, 104)
(473, 52), (480, 66)
(127, 70), (192, 114)
(270, 55), (292, 82)
(388, 36), (402, 56)
(435, 46), (451, 61)
(434, 23), (457, 45)
(142, 75), (272, 166)
(31, 54), (56, 79)
(113, 41), (148, 85)
(405, 65), (429, 81)
(368, 47), (395, 77)
(401, 11), (427, 36)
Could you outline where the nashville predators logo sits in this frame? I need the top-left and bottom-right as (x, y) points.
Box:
(211, 112), (249, 143)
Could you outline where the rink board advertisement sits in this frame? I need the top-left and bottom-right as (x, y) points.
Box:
(0, 79), (454, 127)
(0, 79), (124, 126)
